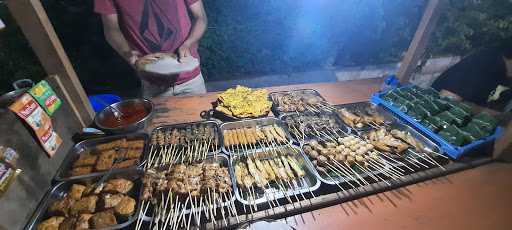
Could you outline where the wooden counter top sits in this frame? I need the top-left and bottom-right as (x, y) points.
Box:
(150, 79), (512, 230)
(151, 78), (382, 128)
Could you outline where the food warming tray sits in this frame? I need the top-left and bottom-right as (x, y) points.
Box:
(54, 133), (149, 182)
(25, 170), (143, 230)
(230, 145), (320, 206)
(269, 89), (329, 117)
(334, 101), (399, 132)
(279, 113), (351, 145)
(220, 117), (294, 157)
(371, 85), (503, 159)
(141, 154), (236, 220)
(150, 120), (223, 156)
(358, 122), (445, 167)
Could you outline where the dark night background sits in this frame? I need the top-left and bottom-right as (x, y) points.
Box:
(1, 0), (511, 97)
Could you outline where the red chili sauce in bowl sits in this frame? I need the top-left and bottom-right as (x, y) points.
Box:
(101, 103), (149, 129)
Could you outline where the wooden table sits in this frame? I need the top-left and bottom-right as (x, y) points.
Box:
(151, 78), (512, 230)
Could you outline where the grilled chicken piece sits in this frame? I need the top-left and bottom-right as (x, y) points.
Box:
(69, 184), (86, 200)
(102, 193), (125, 209)
(37, 216), (65, 230)
(48, 197), (74, 217)
(75, 214), (93, 230)
(103, 178), (134, 194)
(90, 210), (117, 228)
(69, 196), (98, 215)
(114, 196), (136, 216)
(390, 129), (425, 151)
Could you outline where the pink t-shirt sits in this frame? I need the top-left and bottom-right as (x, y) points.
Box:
(94, 0), (201, 85)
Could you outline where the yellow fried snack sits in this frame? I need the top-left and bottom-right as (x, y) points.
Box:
(216, 85), (272, 118)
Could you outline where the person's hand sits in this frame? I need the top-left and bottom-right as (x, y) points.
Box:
(178, 41), (192, 62)
(123, 50), (141, 67)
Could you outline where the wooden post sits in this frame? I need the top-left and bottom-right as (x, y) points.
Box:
(5, 0), (94, 127)
(396, 0), (444, 83)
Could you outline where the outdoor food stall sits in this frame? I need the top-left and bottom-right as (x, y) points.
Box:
(2, 1), (511, 229)
(23, 79), (509, 230)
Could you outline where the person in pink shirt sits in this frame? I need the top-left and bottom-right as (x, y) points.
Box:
(94, 0), (208, 97)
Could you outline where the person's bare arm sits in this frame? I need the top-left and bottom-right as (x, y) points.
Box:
(178, 0), (207, 61)
(101, 14), (140, 65)
(439, 89), (503, 116)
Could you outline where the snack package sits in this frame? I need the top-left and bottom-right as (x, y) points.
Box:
(9, 93), (62, 157)
(0, 146), (18, 168)
(0, 162), (21, 197)
(28, 80), (62, 116)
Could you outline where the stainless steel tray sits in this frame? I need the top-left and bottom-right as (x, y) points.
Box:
(230, 145), (320, 206)
(54, 133), (149, 181)
(150, 120), (223, 156)
(269, 89), (329, 117)
(141, 154), (236, 221)
(359, 122), (444, 166)
(279, 113), (351, 145)
(220, 117), (294, 157)
(334, 102), (399, 132)
(25, 170), (142, 230)
(298, 139), (391, 186)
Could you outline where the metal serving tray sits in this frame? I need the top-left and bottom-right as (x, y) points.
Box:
(230, 145), (320, 206)
(279, 113), (351, 145)
(299, 138), (389, 186)
(150, 120), (223, 156)
(220, 117), (294, 157)
(54, 133), (149, 182)
(141, 154), (236, 221)
(334, 101), (398, 132)
(25, 170), (142, 230)
(359, 122), (444, 166)
(269, 89), (328, 117)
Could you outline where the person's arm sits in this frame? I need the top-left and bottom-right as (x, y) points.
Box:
(178, 0), (207, 61)
(101, 14), (140, 65)
(440, 89), (503, 116)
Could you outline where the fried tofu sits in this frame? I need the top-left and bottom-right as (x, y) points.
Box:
(72, 152), (98, 167)
(90, 210), (117, 228)
(58, 217), (77, 230)
(69, 166), (93, 177)
(75, 214), (93, 230)
(103, 178), (134, 194)
(69, 184), (86, 200)
(48, 197), (74, 217)
(124, 148), (143, 159)
(126, 139), (145, 149)
(102, 193), (125, 209)
(95, 150), (116, 171)
(37, 216), (65, 230)
(69, 195), (98, 215)
(95, 139), (126, 151)
(114, 196), (136, 216)
(113, 159), (138, 169)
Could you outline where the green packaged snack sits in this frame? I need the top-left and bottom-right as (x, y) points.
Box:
(28, 80), (62, 116)
(449, 106), (470, 120)
(421, 119), (440, 133)
(440, 125), (466, 146)
(433, 98), (450, 111)
(421, 100), (441, 114)
(401, 92), (417, 101)
(473, 112), (498, 128)
(460, 125), (483, 140)
(410, 104), (429, 120)
(469, 119), (494, 133)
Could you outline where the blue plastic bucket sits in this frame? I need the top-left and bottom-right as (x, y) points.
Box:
(88, 94), (121, 113)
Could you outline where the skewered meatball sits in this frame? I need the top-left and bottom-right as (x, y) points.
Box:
(309, 150), (319, 159)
